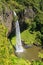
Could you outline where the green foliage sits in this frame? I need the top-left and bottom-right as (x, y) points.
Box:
(9, 55), (31, 65)
(38, 52), (43, 59)
(34, 31), (41, 45)
(7, 0), (25, 13)
(0, 35), (13, 65)
(0, 24), (8, 36)
(40, 0), (43, 11)
(0, 36), (31, 65)
(0, 24), (31, 65)
(0, 2), (3, 13)
(21, 30), (36, 44)
(25, 18), (31, 26)
(31, 60), (43, 65)
(29, 22), (36, 32)
(11, 36), (16, 46)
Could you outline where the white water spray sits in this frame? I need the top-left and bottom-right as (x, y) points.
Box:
(14, 11), (24, 52)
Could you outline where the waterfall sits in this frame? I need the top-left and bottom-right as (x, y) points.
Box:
(14, 11), (24, 52)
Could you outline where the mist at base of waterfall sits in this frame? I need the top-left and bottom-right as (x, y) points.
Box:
(16, 46), (24, 52)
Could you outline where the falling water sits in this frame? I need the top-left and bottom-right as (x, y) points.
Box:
(14, 11), (24, 52)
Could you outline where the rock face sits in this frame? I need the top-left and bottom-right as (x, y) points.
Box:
(0, 6), (13, 37)
(3, 8), (13, 36)
(24, 7), (35, 19)
(18, 7), (35, 21)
